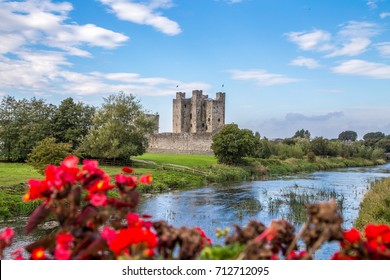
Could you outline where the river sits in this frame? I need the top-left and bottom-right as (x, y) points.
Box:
(2, 162), (390, 259)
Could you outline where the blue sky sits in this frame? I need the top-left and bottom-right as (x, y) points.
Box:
(1, 0), (390, 139)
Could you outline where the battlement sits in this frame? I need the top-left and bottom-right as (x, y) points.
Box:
(172, 90), (225, 134)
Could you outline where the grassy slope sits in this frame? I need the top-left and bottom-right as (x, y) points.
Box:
(134, 153), (217, 168)
(355, 178), (390, 229)
(0, 163), (43, 186)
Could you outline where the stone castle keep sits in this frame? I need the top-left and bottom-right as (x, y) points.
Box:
(173, 90), (225, 134)
(148, 90), (226, 154)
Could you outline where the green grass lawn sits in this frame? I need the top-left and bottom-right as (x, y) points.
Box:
(133, 153), (217, 168)
(0, 162), (43, 186)
(355, 177), (390, 229)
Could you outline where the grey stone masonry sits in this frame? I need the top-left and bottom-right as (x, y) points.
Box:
(147, 90), (225, 154)
(172, 90), (225, 134)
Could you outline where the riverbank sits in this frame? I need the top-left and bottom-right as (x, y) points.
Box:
(355, 177), (390, 229)
(0, 154), (386, 219)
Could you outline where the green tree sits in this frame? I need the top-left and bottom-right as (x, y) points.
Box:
(338, 130), (358, 142)
(310, 137), (330, 156)
(376, 137), (390, 153)
(52, 98), (95, 149)
(79, 92), (156, 160)
(211, 124), (257, 165)
(293, 129), (310, 140)
(363, 132), (385, 147)
(27, 137), (72, 173)
(0, 96), (55, 161)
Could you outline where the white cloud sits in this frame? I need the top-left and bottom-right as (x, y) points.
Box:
(326, 37), (372, 57)
(286, 30), (333, 52)
(326, 21), (380, 57)
(0, 52), (210, 97)
(287, 21), (381, 58)
(367, 1), (378, 9)
(380, 12), (390, 18)
(99, 0), (181, 35)
(289, 56), (321, 69)
(0, 0), (129, 56)
(332, 59), (390, 79)
(376, 42), (390, 57)
(228, 69), (301, 86)
(0, 1), (205, 97)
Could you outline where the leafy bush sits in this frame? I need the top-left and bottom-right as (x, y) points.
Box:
(211, 124), (258, 165)
(27, 138), (72, 172)
(307, 151), (316, 163)
(27, 137), (72, 173)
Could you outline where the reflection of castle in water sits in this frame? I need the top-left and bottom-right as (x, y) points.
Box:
(148, 90), (226, 154)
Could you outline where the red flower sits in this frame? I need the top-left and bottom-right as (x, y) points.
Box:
(115, 174), (127, 184)
(55, 233), (74, 260)
(122, 167), (134, 174)
(31, 247), (46, 260)
(82, 159), (105, 177)
(90, 193), (107, 207)
(61, 156), (79, 168)
(139, 174), (153, 184)
(88, 174), (114, 193)
(127, 213), (140, 227)
(55, 247), (72, 260)
(24, 179), (50, 201)
(115, 174), (137, 187)
(0, 227), (14, 245)
(343, 228), (361, 245)
(57, 233), (74, 246)
(11, 248), (24, 260)
(109, 227), (157, 255)
(44, 165), (64, 190)
(195, 227), (212, 246)
(383, 231), (390, 244)
(288, 250), (307, 260)
(101, 227), (117, 243)
(365, 224), (390, 240)
(255, 225), (278, 243)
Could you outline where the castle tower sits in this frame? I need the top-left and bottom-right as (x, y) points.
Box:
(172, 92), (185, 133)
(172, 90), (225, 134)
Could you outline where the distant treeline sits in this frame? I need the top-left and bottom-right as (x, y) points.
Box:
(211, 125), (390, 165)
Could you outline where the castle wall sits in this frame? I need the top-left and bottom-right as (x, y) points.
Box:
(148, 133), (213, 154)
(151, 90), (225, 154)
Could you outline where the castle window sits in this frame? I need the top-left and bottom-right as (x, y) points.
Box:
(202, 123), (205, 128)
(206, 125), (208, 130)
(184, 105), (187, 108)
(218, 118), (220, 122)
(208, 118), (210, 122)
(190, 113), (192, 120)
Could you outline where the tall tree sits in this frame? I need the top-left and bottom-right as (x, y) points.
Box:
(338, 130), (358, 142)
(211, 123), (258, 165)
(51, 98), (95, 149)
(293, 129), (310, 140)
(79, 92), (156, 160)
(363, 132), (385, 147)
(0, 96), (55, 161)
